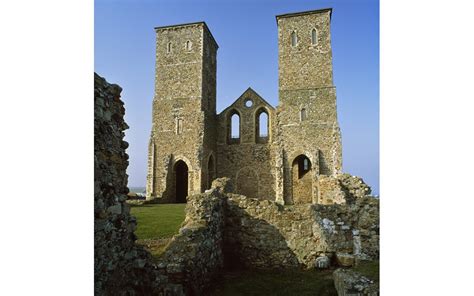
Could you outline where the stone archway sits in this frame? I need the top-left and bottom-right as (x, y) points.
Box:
(174, 160), (188, 203)
(292, 155), (312, 204)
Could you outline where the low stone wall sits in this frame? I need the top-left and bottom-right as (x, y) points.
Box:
(319, 173), (372, 205)
(94, 73), (156, 296)
(224, 185), (379, 269)
(153, 189), (226, 295)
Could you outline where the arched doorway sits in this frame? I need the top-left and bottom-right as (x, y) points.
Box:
(207, 155), (216, 190)
(292, 155), (312, 204)
(174, 160), (188, 203)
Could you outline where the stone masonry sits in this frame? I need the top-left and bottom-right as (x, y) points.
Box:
(94, 73), (156, 296)
(146, 8), (343, 206)
(95, 67), (378, 294)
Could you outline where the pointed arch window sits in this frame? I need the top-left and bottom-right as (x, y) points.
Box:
(186, 40), (192, 51)
(311, 29), (318, 45)
(291, 31), (297, 47)
(228, 110), (241, 144)
(255, 108), (270, 143)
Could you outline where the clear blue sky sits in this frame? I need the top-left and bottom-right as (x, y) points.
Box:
(95, 0), (379, 195)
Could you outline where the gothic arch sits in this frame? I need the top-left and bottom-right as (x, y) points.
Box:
(172, 155), (193, 172)
(227, 109), (241, 144)
(254, 107), (270, 143)
(173, 160), (189, 203)
(291, 154), (313, 204)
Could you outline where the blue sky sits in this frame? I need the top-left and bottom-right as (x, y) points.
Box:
(95, 0), (379, 195)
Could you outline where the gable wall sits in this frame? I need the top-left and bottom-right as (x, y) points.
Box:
(216, 91), (276, 200)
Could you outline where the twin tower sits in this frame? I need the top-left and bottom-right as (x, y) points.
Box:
(146, 8), (342, 205)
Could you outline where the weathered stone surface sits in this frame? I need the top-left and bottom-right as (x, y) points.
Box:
(337, 173), (372, 201)
(333, 268), (379, 296)
(336, 253), (355, 267)
(153, 189), (226, 295)
(94, 73), (156, 296)
(224, 193), (379, 269)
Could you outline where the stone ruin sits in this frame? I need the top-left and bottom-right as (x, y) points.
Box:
(95, 7), (379, 296)
(94, 71), (378, 295)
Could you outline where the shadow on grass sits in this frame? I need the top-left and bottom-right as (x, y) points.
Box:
(210, 268), (338, 296)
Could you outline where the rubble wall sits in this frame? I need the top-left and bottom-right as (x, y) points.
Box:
(224, 189), (379, 269)
(153, 190), (226, 295)
(94, 73), (156, 296)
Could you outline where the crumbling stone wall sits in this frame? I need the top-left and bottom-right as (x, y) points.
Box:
(94, 73), (156, 296)
(223, 179), (378, 269)
(318, 174), (372, 205)
(95, 73), (225, 296)
(153, 190), (226, 295)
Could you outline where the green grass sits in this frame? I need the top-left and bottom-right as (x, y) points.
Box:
(130, 203), (186, 240)
(130, 203), (186, 260)
(353, 260), (379, 282)
(210, 269), (337, 296)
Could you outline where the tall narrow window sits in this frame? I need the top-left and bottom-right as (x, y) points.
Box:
(303, 158), (309, 170)
(167, 42), (172, 53)
(259, 112), (268, 137)
(255, 108), (269, 143)
(300, 108), (307, 121)
(231, 113), (240, 139)
(186, 40), (191, 51)
(176, 118), (183, 134)
(291, 31), (297, 47)
(311, 29), (318, 45)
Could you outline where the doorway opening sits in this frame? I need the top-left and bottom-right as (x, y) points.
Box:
(174, 160), (188, 203)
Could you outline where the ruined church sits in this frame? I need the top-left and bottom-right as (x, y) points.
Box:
(146, 8), (343, 205)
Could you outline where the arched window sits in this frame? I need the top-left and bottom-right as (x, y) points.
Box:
(186, 40), (192, 51)
(228, 110), (241, 144)
(294, 155), (311, 179)
(259, 112), (268, 137)
(303, 158), (309, 171)
(231, 114), (240, 138)
(167, 42), (172, 53)
(255, 108), (269, 143)
(291, 31), (297, 47)
(300, 108), (307, 121)
(311, 29), (318, 45)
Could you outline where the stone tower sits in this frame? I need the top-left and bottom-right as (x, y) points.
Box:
(276, 8), (342, 204)
(146, 22), (218, 201)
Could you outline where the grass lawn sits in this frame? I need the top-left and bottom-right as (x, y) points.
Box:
(210, 269), (338, 296)
(130, 203), (186, 259)
(130, 203), (186, 239)
(352, 260), (379, 282)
